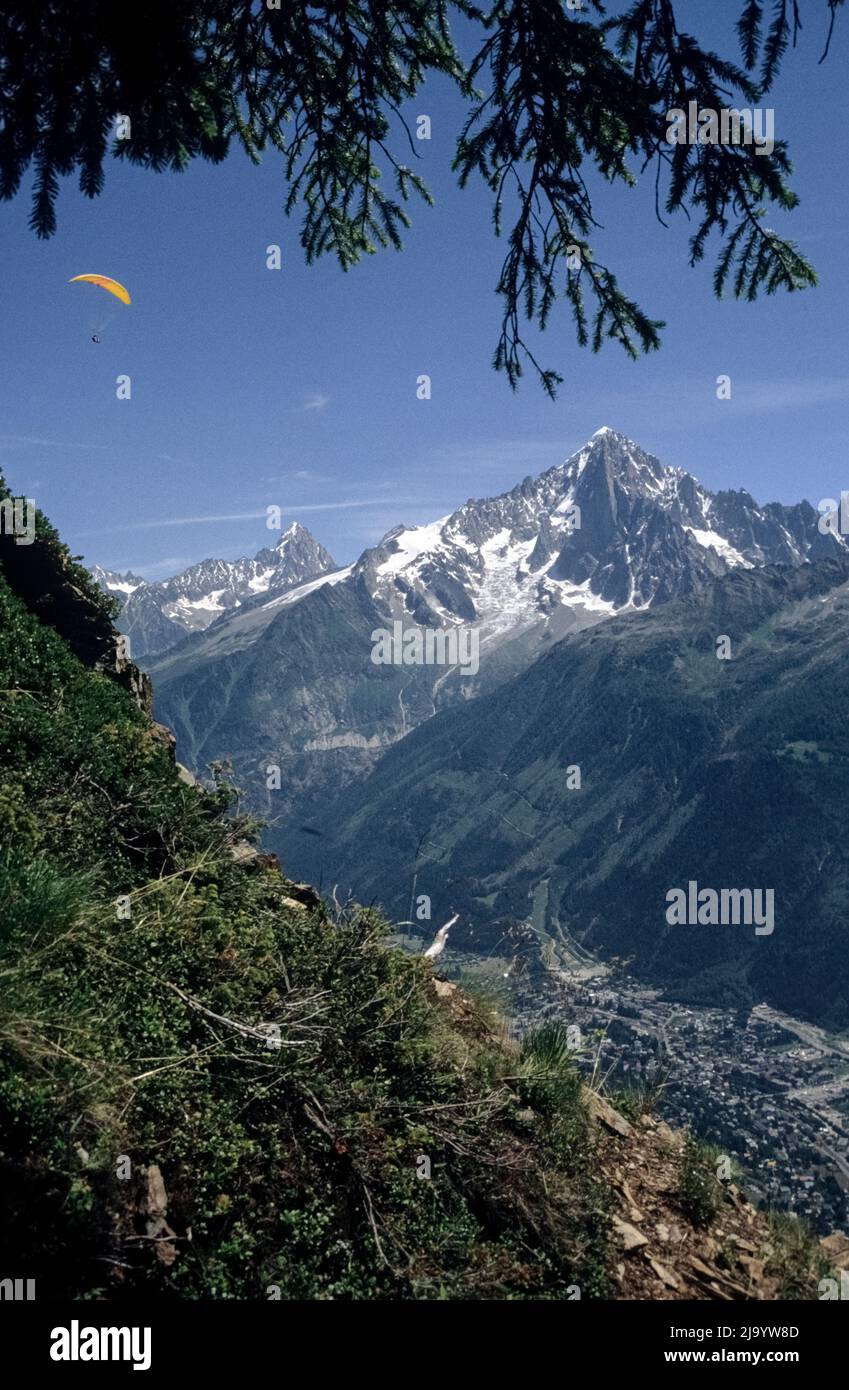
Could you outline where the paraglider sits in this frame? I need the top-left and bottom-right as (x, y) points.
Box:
(70, 274), (130, 344)
(69, 274), (131, 305)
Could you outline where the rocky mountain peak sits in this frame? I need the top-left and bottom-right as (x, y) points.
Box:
(90, 523), (337, 661)
(89, 564), (147, 596)
(345, 428), (844, 641)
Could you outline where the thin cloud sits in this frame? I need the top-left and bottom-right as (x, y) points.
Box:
(0, 434), (109, 451)
(123, 557), (193, 579)
(734, 379), (849, 415)
(301, 393), (330, 412)
(261, 468), (332, 483)
(78, 497), (418, 536)
(570, 378), (849, 426)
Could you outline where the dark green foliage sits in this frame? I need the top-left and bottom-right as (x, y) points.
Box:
(765, 1211), (833, 1299)
(677, 1135), (724, 1227)
(520, 1022), (583, 1112)
(0, 1), (840, 392)
(454, 0), (665, 396)
(610, 1), (819, 304)
(0, 469), (118, 627)
(0, 572), (237, 891)
(0, 505), (610, 1300)
(737, 0), (845, 89)
(607, 1068), (669, 1122)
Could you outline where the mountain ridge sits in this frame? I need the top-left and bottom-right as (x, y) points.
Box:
(148, 429), (844, 826)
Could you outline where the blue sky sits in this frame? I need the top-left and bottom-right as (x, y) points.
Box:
(0, 2), (847, 578)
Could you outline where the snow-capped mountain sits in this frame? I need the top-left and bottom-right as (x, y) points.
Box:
(350, 425), (839, 643)
(90, 565), (146, 597)
(90, 523), (336, 660)
(245, 425), (840, 667)
(149, 428), (843, 833)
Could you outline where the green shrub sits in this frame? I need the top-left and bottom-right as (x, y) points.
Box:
(677, 1135), (724, 1228)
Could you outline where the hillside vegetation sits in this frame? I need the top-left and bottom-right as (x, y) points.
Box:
(0, 483), (612, 1299)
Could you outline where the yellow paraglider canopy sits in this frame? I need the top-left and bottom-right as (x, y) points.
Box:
(69, 274), (131, 305)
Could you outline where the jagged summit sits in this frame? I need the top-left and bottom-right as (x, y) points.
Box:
(589, 424), (658, 455)
(275, 520), (313, 549)
(591, 423), (629, 440)
(90, 523), (336, 659)
(347, 427), (843, 633)
(89, 564), (146, 596)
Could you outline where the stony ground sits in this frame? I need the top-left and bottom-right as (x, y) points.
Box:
(587, 1090), (843, 1300)
(430, 974), (839, 1301)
